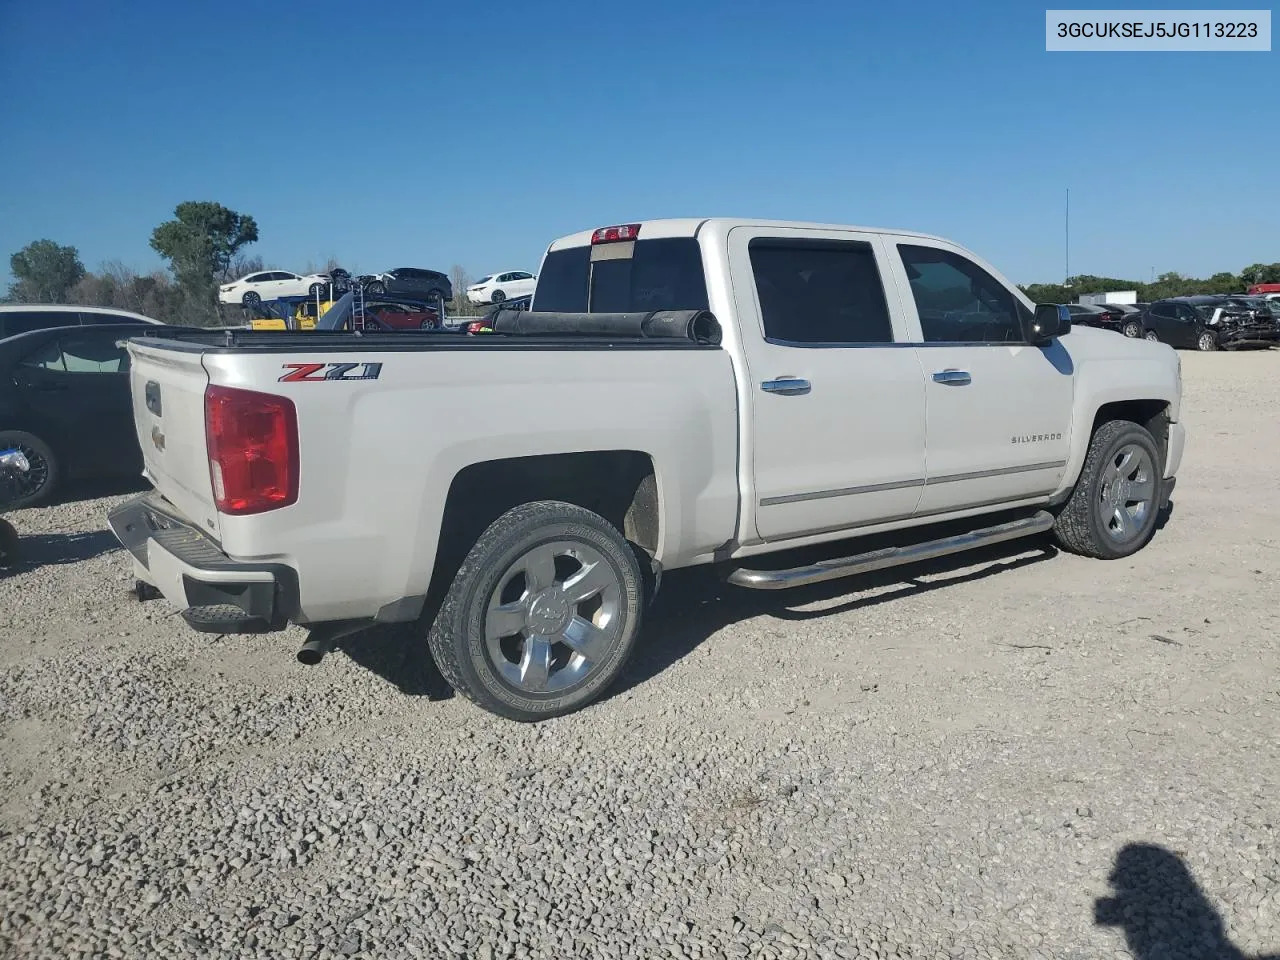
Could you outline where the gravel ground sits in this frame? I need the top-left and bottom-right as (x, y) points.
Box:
(2, 350), (1279, 960)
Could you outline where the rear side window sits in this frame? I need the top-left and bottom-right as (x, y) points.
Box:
(748, 238), (893, 345)
(0, 310), (80, 338)
(532, 239), (709, 314)
(19, 333), (128, 373)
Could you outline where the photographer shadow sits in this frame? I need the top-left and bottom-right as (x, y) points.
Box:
(1095, 843), (1279, 960)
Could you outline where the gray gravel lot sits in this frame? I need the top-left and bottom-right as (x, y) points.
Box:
(2, 350), (1279, 960)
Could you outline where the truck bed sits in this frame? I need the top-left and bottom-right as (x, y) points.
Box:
(132, 307), (724, 354)
(121, 311), (741, 625)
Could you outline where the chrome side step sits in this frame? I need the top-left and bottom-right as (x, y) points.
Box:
(726, 510), (1055, 591)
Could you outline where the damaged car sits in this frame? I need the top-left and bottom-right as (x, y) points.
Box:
(1139, 296), (1280, 351)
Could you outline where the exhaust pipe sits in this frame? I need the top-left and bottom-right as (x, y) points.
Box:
(296, 634), (332, 666)
(296, 619), (371, 666)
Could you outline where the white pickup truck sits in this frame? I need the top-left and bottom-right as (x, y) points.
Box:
(108, 218), (1186, 721)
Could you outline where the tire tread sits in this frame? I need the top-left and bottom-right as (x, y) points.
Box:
(1052, 419), (1161, 560)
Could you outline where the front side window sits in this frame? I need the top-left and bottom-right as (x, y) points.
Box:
(898, 245), (1022, 343)
(748, 238), (893, 345)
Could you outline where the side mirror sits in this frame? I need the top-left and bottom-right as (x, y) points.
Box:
(1027, 303), (1071, 343)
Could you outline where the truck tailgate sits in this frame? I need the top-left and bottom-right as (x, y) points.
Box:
(127, 340), (221, 540)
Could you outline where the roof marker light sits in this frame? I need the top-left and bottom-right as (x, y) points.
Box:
(590, 224), (641, 244)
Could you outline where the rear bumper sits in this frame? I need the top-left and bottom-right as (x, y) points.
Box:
(107, 492), (297, 632)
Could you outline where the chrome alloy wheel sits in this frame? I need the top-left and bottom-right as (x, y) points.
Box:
(484, 540), (623, 694)
(1097, 443), (1156, 544)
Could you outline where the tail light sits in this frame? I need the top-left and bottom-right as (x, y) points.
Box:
(591, 223), (641, 244)
(205, 385), (299, 515)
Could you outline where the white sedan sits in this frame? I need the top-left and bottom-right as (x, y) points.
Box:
(466, 271), (537, 305)
(219, 270), (334, 306)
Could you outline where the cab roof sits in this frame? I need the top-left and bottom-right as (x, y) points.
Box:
(545, 217), (950, 251)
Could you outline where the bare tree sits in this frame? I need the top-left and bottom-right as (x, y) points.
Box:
(450, 264), (481, 316)
(224, 253), (266, 283)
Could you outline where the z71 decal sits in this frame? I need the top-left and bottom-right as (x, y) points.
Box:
(279, 362), (383, 383)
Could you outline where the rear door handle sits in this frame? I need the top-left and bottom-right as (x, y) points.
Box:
(761, 378), (811, 396)
(931, 369), (972, 386)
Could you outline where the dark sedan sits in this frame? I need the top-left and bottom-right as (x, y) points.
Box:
(363, 268), (453, 303)
(0, 323), (188, 507)
(1065, 303), (1126, 333)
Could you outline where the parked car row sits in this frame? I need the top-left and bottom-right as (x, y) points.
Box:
(1122, 295), (1280, 351)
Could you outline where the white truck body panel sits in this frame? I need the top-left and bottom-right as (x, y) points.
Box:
(113, 217), (1185, 630)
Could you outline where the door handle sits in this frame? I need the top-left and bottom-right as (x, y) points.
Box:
(761, 378), (811, 396)
(931, 369), (972, 386)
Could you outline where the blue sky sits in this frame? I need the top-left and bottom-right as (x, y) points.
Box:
(0, 0), (1276, 287)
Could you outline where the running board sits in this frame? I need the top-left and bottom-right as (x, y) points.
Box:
(726, 510), (1055, 591)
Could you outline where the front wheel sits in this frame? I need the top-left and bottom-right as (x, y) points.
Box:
(241, 291), (261, 306)
(1123, 320), (1142, 338)
(1051, 419), (1163, 560)
(365, 281), (385, 296)
(427, 500), (645, 721)
(1144, 329), (1159, 343)
(309, 282), (326, 296)
(1197, 330), (1218, 351)
(0, 518), (19, 568)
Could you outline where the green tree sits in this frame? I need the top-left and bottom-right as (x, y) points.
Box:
(1240, 263), (1280, 286)
(7, 239), (86, 303)
(150, 201), (258, 322)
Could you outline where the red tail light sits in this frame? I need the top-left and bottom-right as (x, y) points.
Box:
(205, 385), (299, 515)
(591, 223), (641, 244)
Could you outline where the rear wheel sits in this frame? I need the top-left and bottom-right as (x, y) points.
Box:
(0, 430), (59, 508)
(365, 281), (385, 296)
(1197, 330), (1217, 351)
(1051, 420), (1162, 560)
(1144, 329), (1159, 343)
(309, 282), (326, 296)
(490, 289), (506, 304)
(427, 500), (644, 721)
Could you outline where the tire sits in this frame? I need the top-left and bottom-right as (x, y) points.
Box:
(0, 518), (19, 568)
(490, 289), (506, 304)
(242, 291), (261, 306)
(1144, 329), (1159, 343)
(0, 429), (59, 509)
(365, 281), (385, 296)
(1051, 419), (1163, 560)
(1196, 330), (1217, 351)
(427, 500), (645, 722)
(309, 282), (326, 297)
(1123, 320), (1142, 338)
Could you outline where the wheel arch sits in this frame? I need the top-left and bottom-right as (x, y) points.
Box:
(424, 450), (661, 610)
(1054, 389), (1174, 504)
